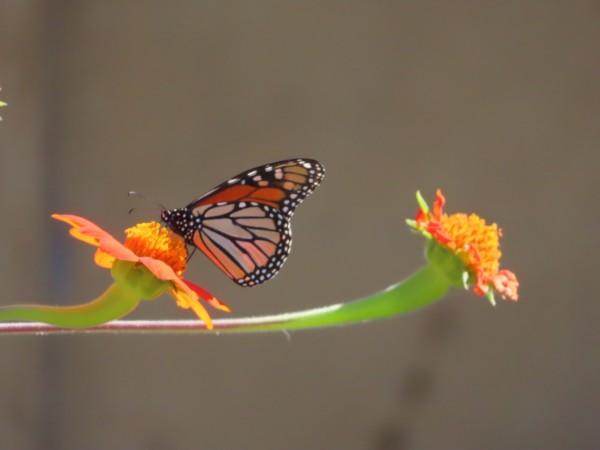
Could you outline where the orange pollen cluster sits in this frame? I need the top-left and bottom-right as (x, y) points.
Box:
(439, 212), (502, 279)
(124, 222), (188, 274)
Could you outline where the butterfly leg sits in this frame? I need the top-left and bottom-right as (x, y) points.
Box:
(186, 246), (197, 262)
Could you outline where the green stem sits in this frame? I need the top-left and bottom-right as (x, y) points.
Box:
(0, 283), (141, 328)
(214, 263), (450, 332)
(0, 263), (451, 334)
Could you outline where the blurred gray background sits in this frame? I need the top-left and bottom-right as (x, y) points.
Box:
(1, 2), (598, 449)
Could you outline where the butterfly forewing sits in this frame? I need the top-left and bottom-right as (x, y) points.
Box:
(163, 158), (324, 287)
(189, 159), (324, 215)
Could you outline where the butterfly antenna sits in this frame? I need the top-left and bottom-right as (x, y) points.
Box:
(128, 191), (167, 211)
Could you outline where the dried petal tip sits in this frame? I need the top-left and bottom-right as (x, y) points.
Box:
(491, 269), (519, 301)
(410, 189), (519, 302)
(124, 222), (188, 275)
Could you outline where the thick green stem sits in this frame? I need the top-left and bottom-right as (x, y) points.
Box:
(213, 263), (450, 332)
(0, 283), (141, 328)
(0, 263), (451, 334)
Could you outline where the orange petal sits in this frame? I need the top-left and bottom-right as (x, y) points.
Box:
(138, 256), (179, 282)
(139, 258), (205, 305)
(53, 214), (112, 246)
(54, 214), (150, 266)
(181, 279), (231, 312)
(52, 214), (100, 246)
(100, 237), (139, 262)
(69, 228), (101, 247)
(94, 248), (116, 268)
(52, 214), (93, 230)
(170, 288), (214, 329)
(53, 213), (142, 263)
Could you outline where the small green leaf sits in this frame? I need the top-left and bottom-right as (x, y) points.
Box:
(416, 190), (429, 214)
(462, 271), (470, 289)
(486, 289), (496, 307)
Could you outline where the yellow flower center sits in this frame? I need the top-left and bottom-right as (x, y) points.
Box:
(439, 213), (502, 279)
(124, 222), (188, 274)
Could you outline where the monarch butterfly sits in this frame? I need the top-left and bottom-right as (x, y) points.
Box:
(161, 158), (325, 287)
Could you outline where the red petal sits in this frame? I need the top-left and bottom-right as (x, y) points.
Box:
(427, 222), (452, 244)
(473, 272), (489, 296)
(415, 208), (427, 226)
(432, 189), (446, 219)
(181, 279), (231, 312)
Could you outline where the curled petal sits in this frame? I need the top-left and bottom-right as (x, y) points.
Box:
(493, 270), (519, 301)
(431, 189), (446, 219)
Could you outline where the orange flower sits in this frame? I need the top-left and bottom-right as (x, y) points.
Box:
(412, 190), (519, 302)
(52, 214), (230, 328)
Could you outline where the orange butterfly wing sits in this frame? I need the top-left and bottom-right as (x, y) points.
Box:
(190, 159), (323, 212)
(165, 159), (324, 286)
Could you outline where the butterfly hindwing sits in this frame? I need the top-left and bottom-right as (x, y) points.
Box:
(191, 202), (290, 286)
(162, 158), (324, 286)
